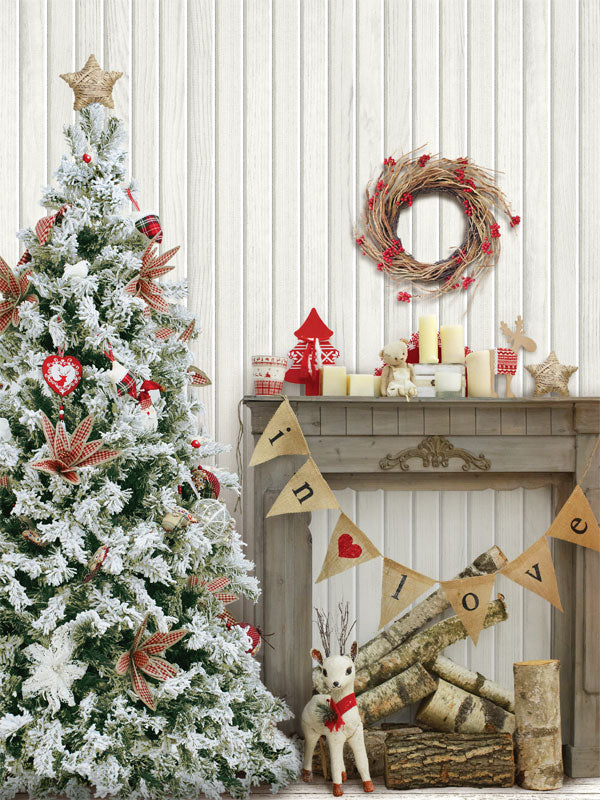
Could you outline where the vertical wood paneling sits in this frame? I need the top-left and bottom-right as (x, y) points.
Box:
(4, 0), (599, 701)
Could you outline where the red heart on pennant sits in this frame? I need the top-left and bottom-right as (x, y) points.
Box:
(42, 355), (83, 398)
(338, 533), (362, 559)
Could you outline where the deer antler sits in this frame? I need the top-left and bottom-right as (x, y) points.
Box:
(515, 315), (525, 334)
(336, 601), (357, 656)
(500, 320), (514, 342)
(315, 608), (331, 657)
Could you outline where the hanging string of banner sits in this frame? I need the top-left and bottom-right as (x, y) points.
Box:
(249, 398), (600, 644)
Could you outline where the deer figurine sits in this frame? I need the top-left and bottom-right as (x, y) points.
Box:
(301, 605), (373, 797)
(495, 316), (537, 397)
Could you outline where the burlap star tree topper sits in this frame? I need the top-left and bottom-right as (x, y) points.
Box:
(60, 54), (122, 111)
(526, 351), (578, 397)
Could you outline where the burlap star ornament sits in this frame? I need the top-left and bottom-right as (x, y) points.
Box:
(61, 54), (122, 111)
(526, 351), (578, 397)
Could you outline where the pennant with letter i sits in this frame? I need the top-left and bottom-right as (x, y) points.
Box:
(501, 535), (563, 611)
(266, 457), (340, 517)
(440, 573), (496, 645)
(316, 512), (382, 582)
(249, 397), (310, 466)
(545, 485), (600, 552)
(379, 558), (436, 629)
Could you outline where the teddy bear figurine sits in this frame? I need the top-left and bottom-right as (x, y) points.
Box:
(379, 339), (418, 401)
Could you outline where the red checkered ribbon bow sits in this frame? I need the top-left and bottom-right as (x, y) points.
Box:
(124, 240), (179, 313)
(115, 614), (188, 711)
(35, 205), (69, 245)
(188, 576), (238, 625)
(0, 257), (38, 334)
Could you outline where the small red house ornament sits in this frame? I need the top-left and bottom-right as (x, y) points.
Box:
(284, 308), (340, 396)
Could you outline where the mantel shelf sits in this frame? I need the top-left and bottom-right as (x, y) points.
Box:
(244, 395), (600, 406)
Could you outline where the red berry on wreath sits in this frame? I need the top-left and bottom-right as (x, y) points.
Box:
(82, 153), (92, 163)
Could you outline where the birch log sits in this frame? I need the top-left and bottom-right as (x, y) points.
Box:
(416, 678), (515, 734)
(354, 597), (508, 695)
(428, 654), (514, 711)
(513, 659), (563, 790)
(357, 663), (437, 728)
(354, 545), (507, 671)
(384, 732), (515, 789)
(314, 726), (423, 779)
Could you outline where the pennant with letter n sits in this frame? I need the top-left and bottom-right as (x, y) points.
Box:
(249, 397), (310, 466)
(266, 457), (340, 517)
(501, 535), (563, 611)
(316, 512), (382, 582)
(440, 573), (496, 645)
(379, 558), (436, 629)
(545, 484), (600, 552)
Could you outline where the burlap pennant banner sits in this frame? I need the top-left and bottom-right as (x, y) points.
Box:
(440, 573), (496, 645)
(545, 484), (600, 552)
(316, 512), (382, 582)
(501, 535), (563, 611)
(379, 558), (436, 629)
(249, 398), (310, 467)
(267, 457), (340, 518)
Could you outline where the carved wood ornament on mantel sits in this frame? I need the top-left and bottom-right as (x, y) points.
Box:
(380, 435), (491, 472)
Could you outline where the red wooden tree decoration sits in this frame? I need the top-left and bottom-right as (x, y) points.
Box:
(284, 308), (340, 396)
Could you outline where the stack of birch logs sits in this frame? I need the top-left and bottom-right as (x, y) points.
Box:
(313, 546), (520, 789)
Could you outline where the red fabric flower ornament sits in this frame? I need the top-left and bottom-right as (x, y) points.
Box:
(124, 240), (180, 313)
(0, 257), (38, 335)
(30, 413), (119, 485)
(115, 614), (188, 711)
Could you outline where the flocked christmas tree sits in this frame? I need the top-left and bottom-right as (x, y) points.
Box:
(0, 56), (299, 799)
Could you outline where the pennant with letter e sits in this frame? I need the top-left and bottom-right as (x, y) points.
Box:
(440, 573), (496, 645)
(316, 512), (382, 582)
(501, 535), (563, 611)
(379, 558), (436, 629)
(267, 457), (340, 517)
(249, 397), (310, 466)
(545, 485), (600, 552)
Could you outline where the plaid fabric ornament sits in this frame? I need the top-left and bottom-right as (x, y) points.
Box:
(188, 366), (211, 387)
(35, 205), (68, 245)
(17, 250), (32, 266)
(0, 258), (38, 335)
(134, 212), (163, 244)
(154, 327), (175, 341)
(30, 413), (120, 485)
(115, 614), (188, 711)
(179, 320), (195, 343)
(83, 545), (109, 583)
(124, 239), (178, 313)
(0, 476), (9, 488)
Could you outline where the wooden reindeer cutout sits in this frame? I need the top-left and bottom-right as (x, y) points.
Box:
(496, 316), (537, 397)
(301, 604), (373, 797)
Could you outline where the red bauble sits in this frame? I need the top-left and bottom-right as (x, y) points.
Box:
(82, 153), (92, 163)
(42, 354), (83, 397)
(191, 439), (201, 448)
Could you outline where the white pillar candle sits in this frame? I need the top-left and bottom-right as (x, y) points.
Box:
(321, 365), (347, 395)
(466, 350), (495, 397)
(348, 374), (377, 396)
(419, 315), (439, 364)
(434, 371), (462, 394)
(440, 325), (465, 364)
(374, 375), (382, 396)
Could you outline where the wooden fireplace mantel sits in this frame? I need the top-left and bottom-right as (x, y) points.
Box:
(241, 396), (600, 777)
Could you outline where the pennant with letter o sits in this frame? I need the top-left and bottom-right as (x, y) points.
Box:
(316, 512), (381, 582)
(249, 397), (310, 467)
(501, 535), (563, 611)
(267, 457), (340, 517)
(545, 485), (600, 552)
(379, 558), (436, 629)
(440, 573), (496, 645)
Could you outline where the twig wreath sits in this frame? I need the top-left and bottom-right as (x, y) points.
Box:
(355, 150), (521, 302)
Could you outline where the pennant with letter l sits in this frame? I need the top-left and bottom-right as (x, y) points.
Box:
(249, 397), (310, 467)
(440, 573), (496, 645)
(316, 512), (382, 582)
(501, 535), (563, 611)
(267, 457), (340, 517)
(545, 485), (600, 552)
(379, 558), (436, 629)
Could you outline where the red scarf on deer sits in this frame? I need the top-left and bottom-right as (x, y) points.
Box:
(325, 692), (357, 733)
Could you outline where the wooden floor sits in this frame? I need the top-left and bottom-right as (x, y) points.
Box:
(252, 777), (600, 799)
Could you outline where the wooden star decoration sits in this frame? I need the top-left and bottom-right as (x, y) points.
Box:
(60, 54), (123, 112)
(526, 351), (578, 397)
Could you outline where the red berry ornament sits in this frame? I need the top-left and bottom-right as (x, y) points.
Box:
(82, 153), (92, 163)
(191, 439), (201, 448)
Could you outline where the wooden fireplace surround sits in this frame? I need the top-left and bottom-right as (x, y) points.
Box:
(242, 396), (600, 777)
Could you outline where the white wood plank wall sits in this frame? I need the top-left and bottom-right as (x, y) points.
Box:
(1, 0), (598, 691)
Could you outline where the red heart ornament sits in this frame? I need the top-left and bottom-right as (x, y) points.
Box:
(338, 533), (362, 559)
(42, 355), (83, 398)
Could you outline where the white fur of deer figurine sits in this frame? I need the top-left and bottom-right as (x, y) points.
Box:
(301, 606), (373, 797)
